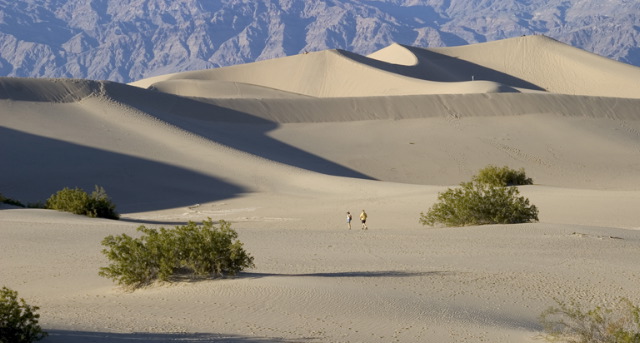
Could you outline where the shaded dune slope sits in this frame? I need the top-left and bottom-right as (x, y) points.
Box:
(423, 36), (640, 98)
(3, 36), (640, 211)
(1, 79), (377, 212)
(3, 37), (640, 343)
(368, 36), (640, 98)
(0, 77), (103, 102)
(131, 47), (524, 97)
(133, 35), (640, 99)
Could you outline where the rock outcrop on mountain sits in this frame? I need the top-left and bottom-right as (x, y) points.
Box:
(1, 0), (638, 83)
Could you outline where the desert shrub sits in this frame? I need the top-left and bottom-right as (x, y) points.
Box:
(419, 181), (539, 227)
(25, 202), (46, 209)
(0, 193), (25, 207)
(45, 187), (88, 214)
(45, 185), (119, 219)
(0, 286), (47, 343)
(99, 219), (255, 289)
(539, 297), (640, 343)
(86, 186), (119, 219)
(472, 165), (533, 187)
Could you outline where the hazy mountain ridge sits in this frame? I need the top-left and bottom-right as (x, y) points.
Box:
(0, 0), (638, 83)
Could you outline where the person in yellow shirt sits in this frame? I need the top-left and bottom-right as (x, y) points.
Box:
(359, 210), (368, 230)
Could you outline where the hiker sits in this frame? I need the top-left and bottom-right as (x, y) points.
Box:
(360, 210), (368, 230)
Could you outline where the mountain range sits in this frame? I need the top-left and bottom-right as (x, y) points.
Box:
(1, 0), (639, 83)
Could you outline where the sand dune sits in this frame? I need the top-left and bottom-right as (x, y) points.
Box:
(425, 36), (640, 98)
(132, 35), (640, 99)
(148, 79), (314, 99)
(369, 36), (640, 98)
(132, 49), (522, 97)
(2, 35), (640, 342)
(0, 77), (103, 102)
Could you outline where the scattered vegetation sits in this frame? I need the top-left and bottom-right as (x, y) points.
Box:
(45, 185), (119, 219)
(472, 164), (533, 187)
(539, 297), (640, 343)
(420, 180), (539, 226)
(420, 165), (538, 227)
(0, 193), (25, 208)
(99, 219), (255, 289)
(0, 286), (47, 343)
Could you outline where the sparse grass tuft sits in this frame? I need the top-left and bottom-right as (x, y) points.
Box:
(540, 297), (640, 343)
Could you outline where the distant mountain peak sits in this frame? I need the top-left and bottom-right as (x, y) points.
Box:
(0, 0), (638, 83)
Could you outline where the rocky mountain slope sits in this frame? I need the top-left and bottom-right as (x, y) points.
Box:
(0, 0), (638, 83)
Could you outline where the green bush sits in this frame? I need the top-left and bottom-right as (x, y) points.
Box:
(419, 181), (539, 227)
(472, 165), (533, 187)
(45, 187), (88, 214)
(87, 186), (119, 219)
(45, 185), (119, 219)
(540, 297), (640, 343)
(0, 287), (47, 343)
(99, 219), (255, 289)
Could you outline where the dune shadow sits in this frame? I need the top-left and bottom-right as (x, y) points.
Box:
(444, 304), (542, 332)
(242, 270), (447, 279)
(344, 47), (546, 91)
(44, 330), (309, 343)
(102, 271), (448, 286)
(0, 77), (101, 102)
(0, 127), (245, 213)
(119, 216), (245, 226)
(118, 218), (197, 226)
(104, 82), (375, 180)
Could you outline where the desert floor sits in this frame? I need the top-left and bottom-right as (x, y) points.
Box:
(2, 35), (640, 342)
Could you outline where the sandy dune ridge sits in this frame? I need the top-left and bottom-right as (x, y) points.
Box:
(1, 35), (640, 342)
(133, 35), (640, 99)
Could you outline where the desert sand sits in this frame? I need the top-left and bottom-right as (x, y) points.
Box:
(2, 35), (640, 342)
